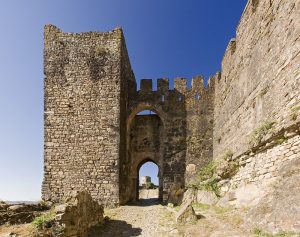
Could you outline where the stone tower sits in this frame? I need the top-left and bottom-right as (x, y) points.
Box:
(42, 25), (215, 205)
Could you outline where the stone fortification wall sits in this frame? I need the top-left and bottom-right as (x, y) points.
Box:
(185, 76), (215, 183)
(42, 24), (215, 206)
(42, 25), (133, 205)
(126, 77), (215, 202)
(214, 0), (300, 160)
(213, 0), (300, 217)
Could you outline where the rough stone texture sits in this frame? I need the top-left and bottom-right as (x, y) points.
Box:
(42, 25), (129, 206)
(0, 203), (48, 225)
(247, 157), (300, 233)
(214, 0), (300, 160)
(211, 0), (300, 227)
(56, 191), (104, 237)
(181, 189), (196, 204)
(37, 191), (104, 237)
(176, 200), (197, 224)
(219, 133), (300, 207)
(43, 0), (300, 209)
(43, 24), (214, 206)
(124, 76), (215, 204)
(196, 190), (218, 205)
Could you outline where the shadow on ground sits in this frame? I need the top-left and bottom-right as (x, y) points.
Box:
(127, 198), (161, 207)
(87, 219), (142, 237)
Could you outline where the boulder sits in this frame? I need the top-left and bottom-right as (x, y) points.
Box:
(196, 190), (219, 205)
(35, 191), (104, 237)
(176, 200), (197, 224)
(181, 189), (196, 204)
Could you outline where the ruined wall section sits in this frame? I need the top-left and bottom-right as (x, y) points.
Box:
(43, 25), (126, 205)
(214, 0), (300, 160)
(185, 76), (215, 183)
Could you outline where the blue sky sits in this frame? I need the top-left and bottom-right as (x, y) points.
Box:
(0, 0), (247, 201)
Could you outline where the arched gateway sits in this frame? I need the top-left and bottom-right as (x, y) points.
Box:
(42, 25), (215, 206)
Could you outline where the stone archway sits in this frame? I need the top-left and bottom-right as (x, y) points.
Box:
(119, 104), (166, 204)
(136, 159), (161, 200)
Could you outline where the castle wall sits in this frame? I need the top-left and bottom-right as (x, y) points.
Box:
(126, 80), (188, 203)
(185, 76), (215, 183)
(118, 35), (136, 204)
(42, 25), (130, 205)
(213, 0), (300, 204)
(214, 0), (300, 160)
(228, 132), (300, 192)
(124, 77), (215, 202)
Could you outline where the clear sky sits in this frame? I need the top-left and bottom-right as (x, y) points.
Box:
(0, 0), (247, 201)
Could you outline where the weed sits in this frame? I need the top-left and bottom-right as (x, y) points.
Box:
(198, 161), (218, 181)
(192, 203), (211, 211)
(223, 150), (234, 161)
(199, 178), (221, 196)
(275, 137), (287, 145)
(32, 211), (56, 229)
(289, 105), (299, 121)
(249, 121), (276, 147)
(252, 227), (298, 237)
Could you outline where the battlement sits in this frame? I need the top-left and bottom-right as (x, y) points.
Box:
(138, 76), (215, 95)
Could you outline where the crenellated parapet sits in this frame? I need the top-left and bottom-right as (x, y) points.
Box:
(136, 75), (215, 100)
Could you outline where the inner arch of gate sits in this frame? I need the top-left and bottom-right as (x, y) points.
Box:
(124, 103), (167, 203)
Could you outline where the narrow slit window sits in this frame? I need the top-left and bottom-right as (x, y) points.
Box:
(195, 92), (200, 100)
(161, 95), (165, 102)
(178, 96), (183, 102)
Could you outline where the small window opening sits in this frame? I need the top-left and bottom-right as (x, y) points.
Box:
(195, 92), (200, 100)
(161, 95), (165, 102)
(178, 96), (183, 102)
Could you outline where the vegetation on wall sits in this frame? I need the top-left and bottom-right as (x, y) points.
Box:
(188, 151), (239, 196)
(249, 121), (276, 147)
(289, 105), (299, 121)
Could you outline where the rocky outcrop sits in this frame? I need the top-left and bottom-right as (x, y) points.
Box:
(246, 157), (300, 233)
(176, 200), (197, 224)
(196, 190), (218, 205)
(0, 202), (49, 225)
(35, 191), (104, 237)
(182, 189), (219, 206)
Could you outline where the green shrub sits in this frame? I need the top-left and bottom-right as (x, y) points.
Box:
(249, 121), (276, 147)
(276, 137), (287, 145)
(198, 161), (218, 182)
(199, 178), (220, 196)
(223, 150), (233, 161)
(32, 211), (56, 229)
(187, 161), (221, 196)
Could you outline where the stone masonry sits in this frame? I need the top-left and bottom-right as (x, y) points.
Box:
(43, 0), (299, 206)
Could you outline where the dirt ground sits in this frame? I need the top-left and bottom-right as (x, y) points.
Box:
(0, 197), (295, 237)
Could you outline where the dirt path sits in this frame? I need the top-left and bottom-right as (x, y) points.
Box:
(88, 198), (177, 237)
(88, 199), (252, 237)
(0, 199), (254, 237)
